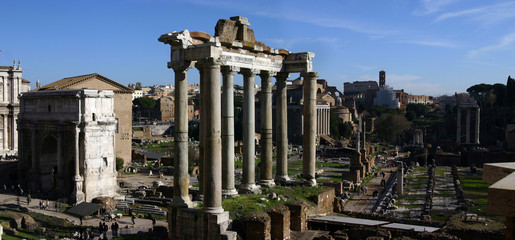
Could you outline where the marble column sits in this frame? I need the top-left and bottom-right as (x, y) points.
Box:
(240, 68), (260, 192)
(302, 72), (318, 186)
(13, 114), (18, 151)
(71, 126), (85, 204)
(199, 58), (223, 213)
(259, 70), (275, 187)
(466, 109), (471, 144)
(475, 107), (480, 144)
(221, 66), (239, 196)
(171, 61), (194, 207)
(275, 72), (290, 183)
(456, 108), (461, 145)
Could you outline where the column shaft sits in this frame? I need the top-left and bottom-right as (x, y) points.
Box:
(3, 115), (7, 150)
(466, 109), (471, 144)
(71, 126), (84, 203)
(171, 61), (194, 207)
(475, 107), (480, 144)
(456, 108), (461, 144)
(259, 71), (275, 187)
(221, 66), (239, 196)
(201, 58), (223, 213)
(302, 72), (318, 186)
(196, 63), (205, 195)
(275, 73), (290, 183)
(240, 69), (259, 192)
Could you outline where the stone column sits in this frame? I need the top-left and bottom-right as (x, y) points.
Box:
(3, 115), (7, 150)
(275, 72), (290, 183)
(456, 108), (461, 145)
(475, 107), (480, 144)
(259, 70), (275, 187)
(56, 127), (63, 191)
(200, 58), (223, 213)
(221, 66), (239, 196)
(302, 72), (318, 186)
(397, 161), (403, 195)
(170, 60), (194, 207)
(13, 114), (18, 151)
(196, 62), (205, 196)
(466, 108), (471, 144)
(240, 68), (260, 192)
(71, 126), (85, 204)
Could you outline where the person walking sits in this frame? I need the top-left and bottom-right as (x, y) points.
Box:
(27, 193), (31, 205)
(16, 196), (20, 206)
(152, 216), (156, 228)
(39, 200), (43, 209)
(131, 214), (136, 225)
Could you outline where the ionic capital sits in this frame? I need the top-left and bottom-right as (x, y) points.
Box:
(275, 72), (290, 81)
(195, 57), (222, 70)
(239, 68), (260, 77)
(259, 70), (277, 79)
(221, 66), (240, 76)
(301, 71), (319, 79)
(168, 61), (195, 72)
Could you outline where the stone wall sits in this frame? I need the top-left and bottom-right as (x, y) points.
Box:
(309, 187), (335, 215)
(245, 213), (271, 240)
(268, 205), (290, 240)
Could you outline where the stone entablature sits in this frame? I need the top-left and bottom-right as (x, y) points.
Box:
(18, 89), (117, 203)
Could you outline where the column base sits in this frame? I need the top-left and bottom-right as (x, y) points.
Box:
(202, 206), (224, 214)
(303, 178), (317, 187)
(275, 175), (290, 184)
(173, 195), (193, 208)
(222, 188), (239, 197)
(71, 190), (85, 204)
(259, 179), (276, 188)
(239, 183), (262, 194)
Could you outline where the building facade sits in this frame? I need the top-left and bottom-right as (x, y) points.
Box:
(0, 61), (31, 155)
(18, 89), (117, 203)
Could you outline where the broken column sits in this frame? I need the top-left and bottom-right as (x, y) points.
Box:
(221, 66), (239, 196)
(259, 70), (275, 187)
(275, 72), (290, 183)
(475, 107), (480, 144)
(397, 161), (404, 195)
(302, 71), (318, 186)
(71, 126), (85, 204)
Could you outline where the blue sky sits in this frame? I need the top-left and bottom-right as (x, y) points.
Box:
(1, 0), (514, 96)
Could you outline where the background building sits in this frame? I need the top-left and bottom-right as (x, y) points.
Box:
(0, 60), (31, 155)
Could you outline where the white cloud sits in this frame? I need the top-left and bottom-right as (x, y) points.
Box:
(395, 40), (456, 48)
(435, 1), (515, 25)
(467, 32), (515, 58)
(387, 74), (444, 96)
(414, 0), (460, 15)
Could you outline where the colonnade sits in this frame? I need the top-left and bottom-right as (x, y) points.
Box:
(317, 106), (330, 136)
(170, 58), (318, 213)
(456, 106), (480, 145)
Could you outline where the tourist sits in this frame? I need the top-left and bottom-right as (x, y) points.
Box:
(27, 193), (31, 205)
(46, 200), (49, 210)
(99, 221), (103, 233)
(2, 184), (6, 193)
(39, 200), (43, 209)
(111, 222), (117, 237)
(131, 214), (136, 225)
(55, 202), (58, 212)
(16, 196), (20, 206)
(152, 216), (156, 228)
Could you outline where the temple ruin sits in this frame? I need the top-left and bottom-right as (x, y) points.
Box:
(159, 16), (319, 239)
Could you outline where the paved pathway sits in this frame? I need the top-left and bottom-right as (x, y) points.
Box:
(344, 167), (396, 213)
(0, 193), (167, 239)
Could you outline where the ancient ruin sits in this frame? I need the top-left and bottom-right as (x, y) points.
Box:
(159, 16), (317, 239)
(17, 89), (118, 203)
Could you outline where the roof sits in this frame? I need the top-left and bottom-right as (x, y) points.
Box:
(67, 202), (103, 217)
(37, 73), (133, 93)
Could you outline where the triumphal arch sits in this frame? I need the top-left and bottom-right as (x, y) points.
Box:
(17, 89), (118, 203)
(159, 16), (319, 239)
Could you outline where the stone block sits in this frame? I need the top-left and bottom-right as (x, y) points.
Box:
(287, 202), (308, 231)
(246, 214), (271, 240)
(268, 205), (290, 240)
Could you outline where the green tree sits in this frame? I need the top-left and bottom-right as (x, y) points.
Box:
(375, 113), (410, 141)
(133, 97), (156, 120)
